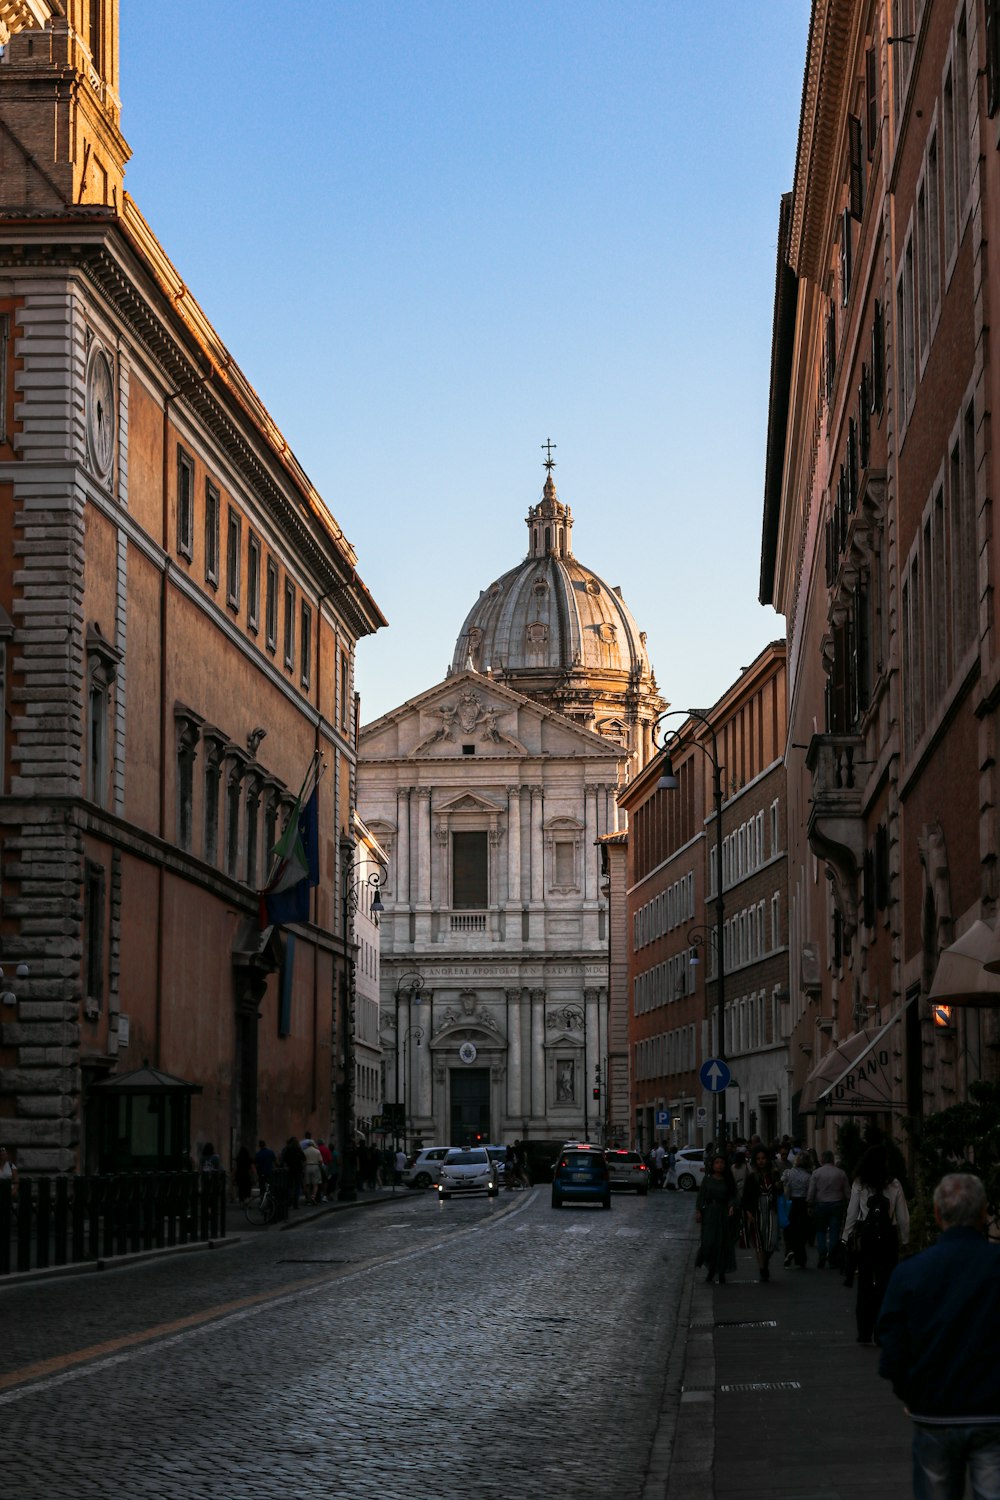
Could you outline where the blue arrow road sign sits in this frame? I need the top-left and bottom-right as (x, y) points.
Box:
(699, 1057), (732, 1093)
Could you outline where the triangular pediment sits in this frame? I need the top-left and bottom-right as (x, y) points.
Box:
(435, 790), (504, 814)
(360, 671), (626, 763)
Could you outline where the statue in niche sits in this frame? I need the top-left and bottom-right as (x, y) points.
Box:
(556, 1059), (575, 1103)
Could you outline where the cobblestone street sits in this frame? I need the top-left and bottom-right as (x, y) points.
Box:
(1, 1187), (696, 1499)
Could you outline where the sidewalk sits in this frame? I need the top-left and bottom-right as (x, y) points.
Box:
(667, 1242), (914, 1500)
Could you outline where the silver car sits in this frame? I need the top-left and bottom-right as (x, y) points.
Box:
(437, 1147), (499, 1199)
(402, 1146), (451, 1190)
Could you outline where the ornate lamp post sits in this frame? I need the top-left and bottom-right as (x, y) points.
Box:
(339, 850), (386, 1201)
(393, 971), (425, 1157)
(654, 710), (729, 1145)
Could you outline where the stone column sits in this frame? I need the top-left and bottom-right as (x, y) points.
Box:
(530, 987), (546, 1119)
(529, 785), (544, 904)
(395, 786), (410, 906)
(416, 788), (432, 905)
(506, 785), (522, 907)
(584, 783), (598, 902)
(506, 986), (522, 1118)
(585, 985), (600, 1127)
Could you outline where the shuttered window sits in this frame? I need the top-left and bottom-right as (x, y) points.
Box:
(452, 831), (488, 908)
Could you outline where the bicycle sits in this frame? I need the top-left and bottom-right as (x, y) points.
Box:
(243, 1181), (277, 1226)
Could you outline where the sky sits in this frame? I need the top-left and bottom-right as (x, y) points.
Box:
(120, 2), (811, 726)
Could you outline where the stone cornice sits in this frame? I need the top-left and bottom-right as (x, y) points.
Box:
(0, 214), (386, 640)
(789, 0), (857, 285)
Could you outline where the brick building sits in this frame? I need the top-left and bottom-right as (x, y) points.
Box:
(0, 2), (385, 1171)
(619, 644), (789, 1150)
(761, 0), (1000, 1139)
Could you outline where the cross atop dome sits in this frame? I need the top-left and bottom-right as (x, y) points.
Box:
(527, 451), (573, 558)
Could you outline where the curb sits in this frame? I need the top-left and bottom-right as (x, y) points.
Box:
(641, 1239), (714, 1500)
(0, 1190), (406, 1288)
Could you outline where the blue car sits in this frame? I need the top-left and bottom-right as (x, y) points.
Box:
(551, 1144), (611, 1210)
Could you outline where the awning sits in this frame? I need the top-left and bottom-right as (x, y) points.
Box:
(928, 921), (1000, 1001)
(799, 999), (914, 1115)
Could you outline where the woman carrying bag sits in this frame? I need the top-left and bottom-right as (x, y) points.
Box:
(842, 1147), (910, 1343)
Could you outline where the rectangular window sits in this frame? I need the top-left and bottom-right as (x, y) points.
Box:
(0, 312), (8, 446)
(452, 830), (488, 908)
(848, 115), (864, 219)
(88, 676), (108, 807)
(865, 46), (878, 157)
(226, 507), (241, 610)
(226, 768), (241, 880)
(955, 7), (970, 217)
(247, 534), (261, 632)
(943, 61), (957, 263)
(340, 648), (350, 729)
(177, 447), (194, 559)
(84, 860), (106, 1011)
(871, 300), (884, 414)
(205, 481), (220, 586)
(916, 178), (929, 357)
(300, 600), (312, 688)
(204, 752), (220, 865)
(284, 581), (295, 669)
(265, 558), (278, 651)
(987, 0), (1000, 116)
(927, 131), (940, 325)
(953, 401), (978, 660)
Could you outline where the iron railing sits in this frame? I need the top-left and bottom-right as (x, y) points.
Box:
(0, 1169), (228, 1277)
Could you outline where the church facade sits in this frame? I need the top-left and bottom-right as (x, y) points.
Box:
(358, 471), (662, 1148)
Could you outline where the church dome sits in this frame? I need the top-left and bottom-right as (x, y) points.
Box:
(450, 466), (664, 762)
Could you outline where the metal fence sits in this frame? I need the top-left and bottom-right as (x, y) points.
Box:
(0, 1169), (227, 1277)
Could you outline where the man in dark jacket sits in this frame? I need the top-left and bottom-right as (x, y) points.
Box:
(877, 1173), (1000, 1499)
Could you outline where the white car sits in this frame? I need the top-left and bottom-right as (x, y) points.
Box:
(437, 1147), (499, 1199)
(675, 1147), (707, 1192)
(402, 1146), (451, 1190)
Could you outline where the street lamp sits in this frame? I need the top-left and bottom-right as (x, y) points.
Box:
(654, 710), (729, 1145)
(393, 971), (425, 1157)
(340, 851), (388, 1201)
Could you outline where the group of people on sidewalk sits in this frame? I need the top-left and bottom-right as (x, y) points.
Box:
(224, 1133), (392, 1210)
(694, 1137), (909, 1339)
(694, 1141), (999, 1499)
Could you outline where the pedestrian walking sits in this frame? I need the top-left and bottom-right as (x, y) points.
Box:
(877, 1172), (1000, 1499)
(254, 1139), (276, 1193)
(807, 1150), (850, 1268)
(652, 1142), (666, 1190)
(302, 1136), (323, 1205)
(695, 1154), (738, 1285)
(233, 1145), (255, 1205)
(200, 1141), (221, 1171)
(282, 1135), (305, 1209)
(742, 1146), (780, 1282)
(394, 1146), (407, 1185)
(783, 1151), (812, 1268)
(0, 1145), (17, 1197)
(843, 1146), (910, 1344)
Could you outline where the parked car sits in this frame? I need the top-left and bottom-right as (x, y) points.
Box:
(675, 1147), (706, 1192)
(551, 1144), (611, 1210)
(402, 1146), (451, 1190)
(437, 1147), (499, 1199)
(605, 1149), (650, 1195)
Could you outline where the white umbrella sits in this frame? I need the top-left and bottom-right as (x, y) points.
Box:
(927, 921), (1000, 1003)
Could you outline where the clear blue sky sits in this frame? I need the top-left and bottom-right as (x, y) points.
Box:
(120, 2), (810, 725)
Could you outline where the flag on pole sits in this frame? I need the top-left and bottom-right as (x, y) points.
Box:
(259, 759), (322, 928)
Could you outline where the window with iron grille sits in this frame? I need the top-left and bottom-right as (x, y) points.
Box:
(177, 447), (194, 559)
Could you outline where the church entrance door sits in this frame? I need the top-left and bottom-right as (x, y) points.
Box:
(449, 1067), (490, 1145)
